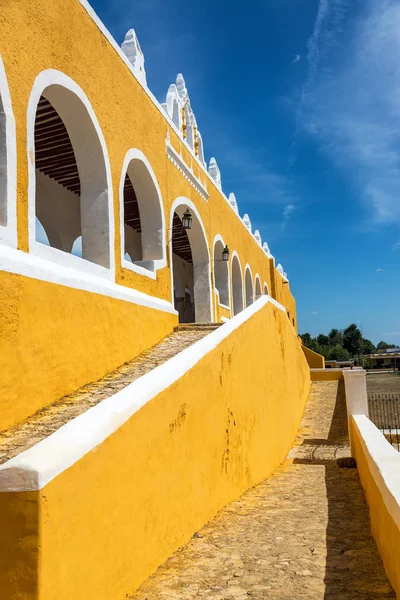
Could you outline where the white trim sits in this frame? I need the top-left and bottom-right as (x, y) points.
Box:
(0, 55), (17, 248)
(76, 1), (278, 282)
(0, 295), (286, 492)
(254, 273), (262, 298)
(213, 233), (231, 311)
(231, 250), (244, 315)
(27, 69), (115, 277)
(353, 414), (400, 532)
(166, 139), (209, 202)
(169, 197), (213, 323)
(0, 244), (176, 315)
(119, 148), (166, 279)
(244, 263), (254, 307)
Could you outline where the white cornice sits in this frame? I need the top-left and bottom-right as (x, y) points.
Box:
(166, 138), (209, 201)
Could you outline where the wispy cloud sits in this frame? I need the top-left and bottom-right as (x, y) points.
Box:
(376, 268), (385, 272)
(312, 310), (319, 315)
(296, 0), (400, 224)
(291, 54), (302, 65)
(282, 204), (296, 229)
(393, 242), (400, 251)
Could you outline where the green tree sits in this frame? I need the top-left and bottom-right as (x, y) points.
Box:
(328, 328), (343, 346)
(362, 339), (376, 355)
(342, 324), (363, 357)
(300, 333), (312, 347)
(317, 334), (329, 347)
(377, 341), (396, 350)
(326, 344), (351, 361)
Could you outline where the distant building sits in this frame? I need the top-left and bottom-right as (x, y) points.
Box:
(362, 349), (400, 370)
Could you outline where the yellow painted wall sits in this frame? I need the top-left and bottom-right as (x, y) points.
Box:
(352, 422), (400, 597)
(302, 345), (325, 369)
(0, 0), (297, 307)
(0, 301), (310, 600)
(0, 271), (176, 432)
(310, 369), (343, 381)
(0, 0), (298, 431)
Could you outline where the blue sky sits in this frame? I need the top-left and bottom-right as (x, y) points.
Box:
(91, 0), (400, 344)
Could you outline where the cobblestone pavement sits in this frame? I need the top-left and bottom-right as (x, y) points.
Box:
(0, 326), (218, 464)
(130, 381), (395, 600)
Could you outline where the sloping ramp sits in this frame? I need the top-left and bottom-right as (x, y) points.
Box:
(130, 381), (395, 599)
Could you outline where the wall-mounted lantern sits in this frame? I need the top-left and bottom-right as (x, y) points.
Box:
(222, 245), (230, 262)
(182, 209), (192, 230)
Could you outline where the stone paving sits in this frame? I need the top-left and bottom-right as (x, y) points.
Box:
(129, 380), (395, 600)
(0, 326), (217, 464)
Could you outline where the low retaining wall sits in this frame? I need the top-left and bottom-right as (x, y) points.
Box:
(352, 416), (400, 596)
(344, 369), (400, 596)
(311, 368), (343, 381)
(302, 345), (325, 369)
(0, 296), (310, 600)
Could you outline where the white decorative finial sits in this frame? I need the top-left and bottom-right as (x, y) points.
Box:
(263, 241), (270, 255)
(242, 214), (252, 233)
(254, 230), (262, 246)
(208, 157), (221, 189)
(276, 263), (284, 276)
(176, 74), (188, 100)
(228, 192), (238, 214)
(121, 29), (147, 87)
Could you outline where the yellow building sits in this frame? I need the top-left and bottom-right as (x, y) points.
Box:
(0, 2), (313, 599)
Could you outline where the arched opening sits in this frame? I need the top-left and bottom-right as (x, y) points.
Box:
(213, 237), (229, 307)
(255, 276), (262, 300)
(121, 150), (164, 274)
(170, 200), (212, 323)
(264, 283), (269, 295)
(245, 266), (254, 307)
(31, 79), (111, 268)
(231, 253), (244, 316)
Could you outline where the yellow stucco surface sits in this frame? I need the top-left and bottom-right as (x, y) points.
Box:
(352, 422), (400, 597)
(0, 0), (284, 299)
(310, 369), (344, 381)
(0, 301), (310, 600)
(302, 345), (326, 369)
(0, 271), (176, 431)
(0, 0), (298, 431)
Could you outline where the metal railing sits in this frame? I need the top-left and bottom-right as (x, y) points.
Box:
(368, 393), (400, 451)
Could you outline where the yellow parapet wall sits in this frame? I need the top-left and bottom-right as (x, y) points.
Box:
(0, 266), (177, 432)
(351, 415), (400, 597)
(0, 297), (310, 600)
(310, 368), (344, 381)
(302, 345), (325, 369)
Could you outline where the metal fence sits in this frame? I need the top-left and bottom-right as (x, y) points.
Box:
(368, 393), (400, 451)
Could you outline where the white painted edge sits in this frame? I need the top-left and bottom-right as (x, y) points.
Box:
(213, 233), (231, 308)
(244, 263), (254, 306)
(0, 55), (17, 248)
(119, 148), (166, 279)
(353, 414), (400, 532)
(221, 316), (230, 322)
(26, 69), (116, 277)
(0, 245), (177, 315)
(76, 1), (283, 289)
(230, 250), (244, 313)
(0, 295), (285, 492)
(166, 141), (209, 201)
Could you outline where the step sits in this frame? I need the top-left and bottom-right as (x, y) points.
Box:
(174, 323), (222, 332)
